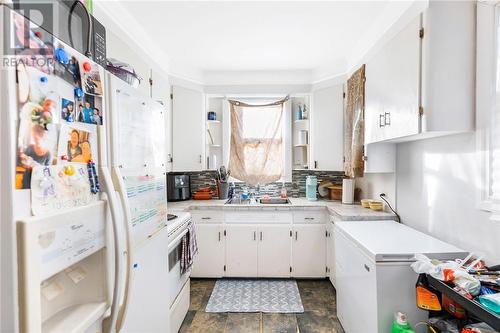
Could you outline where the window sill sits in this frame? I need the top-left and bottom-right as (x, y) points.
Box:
(477, 200), (493, 213)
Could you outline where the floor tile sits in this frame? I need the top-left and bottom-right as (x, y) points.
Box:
(297, 310), (340, 333)
(179, 310), (196, 333)
(299, 288), (335, 313)
(224, 313), (261, 333)
(189, 288), (205, 311)
(262, 313), (298, 333)
(187, 312), (228, 333)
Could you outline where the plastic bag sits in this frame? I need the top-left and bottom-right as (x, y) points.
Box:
(462, 322), (498, 333)
(411, 254), (481, 296)
(478, 293), (500, 314)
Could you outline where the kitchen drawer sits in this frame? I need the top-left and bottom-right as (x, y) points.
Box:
(293, 211), (326, 224)
(225, 212), (292, 224)
(190, 210), (224, 224)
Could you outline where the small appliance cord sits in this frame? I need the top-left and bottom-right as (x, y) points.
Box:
(68, 0), (93, 57)
(380, 193), (401, 223)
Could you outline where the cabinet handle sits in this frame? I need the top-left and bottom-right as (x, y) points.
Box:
(201, 217), (211, 220)
(199, 154), (202, 163)
(379, 114), (385, 127)
(260, 231), (263, 241)
(254, 231), (256, 241)
(304, 217), (315, 221)
(314, 160), (318, 169)
(364, 264), (370, 272)
(295, 231), (298, 241)
(384, 112), (391, 126)
(218, 231), (221, 242)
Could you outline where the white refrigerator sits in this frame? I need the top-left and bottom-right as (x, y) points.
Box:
(0, 5), (171, 333)
(105, 73), (171, 333)
(334, 220), (468, 333)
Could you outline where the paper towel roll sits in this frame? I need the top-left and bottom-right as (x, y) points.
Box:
(342, 178), (355, 204)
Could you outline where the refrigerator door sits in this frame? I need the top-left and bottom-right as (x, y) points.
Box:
(106, 74), (169, 333)
(1, 7), (122, 333)
(334, 220), (467, 262)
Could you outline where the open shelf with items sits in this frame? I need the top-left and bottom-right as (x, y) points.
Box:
(426, 275), (500, 330)
(205, 96), (224, 170)
(291, 95), (310, 170)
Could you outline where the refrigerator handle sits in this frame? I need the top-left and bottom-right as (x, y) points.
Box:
(112, 166), (135, 333)
(101, 167), (124, 333)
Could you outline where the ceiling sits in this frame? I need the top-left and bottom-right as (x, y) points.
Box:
(111, 1), (398, 84)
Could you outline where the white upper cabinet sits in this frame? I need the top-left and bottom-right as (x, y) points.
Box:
(364, 0), (475, 144)
(365, 16), (421, 144)
(172, 85), (205, 171)
(310, 85), (344, 170)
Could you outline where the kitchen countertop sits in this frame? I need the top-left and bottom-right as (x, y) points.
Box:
(167, 198), (396, 221)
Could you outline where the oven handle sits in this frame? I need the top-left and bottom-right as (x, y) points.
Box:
(168, 227), (189, 252)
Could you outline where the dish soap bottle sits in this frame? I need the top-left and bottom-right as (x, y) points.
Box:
(391, 312), (416, 333)
(280, 181), (288, 199)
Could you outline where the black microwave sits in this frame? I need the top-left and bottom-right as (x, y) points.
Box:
(12, 0), (106, 66)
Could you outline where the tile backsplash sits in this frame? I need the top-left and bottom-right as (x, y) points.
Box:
(170, 170), (345, 198)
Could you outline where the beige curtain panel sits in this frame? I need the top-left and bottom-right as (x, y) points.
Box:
(228, 97), (287, 186)
(344, 65), (366, 178)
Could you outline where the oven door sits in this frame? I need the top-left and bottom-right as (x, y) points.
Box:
(167, 229), (191, 308)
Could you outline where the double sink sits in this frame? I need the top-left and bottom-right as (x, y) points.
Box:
(225, 197), (291, 205)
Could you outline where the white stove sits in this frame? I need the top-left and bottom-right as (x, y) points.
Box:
(166, 212), (192, 333)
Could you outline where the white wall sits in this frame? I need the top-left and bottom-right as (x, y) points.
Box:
(396, 133), (500, 264)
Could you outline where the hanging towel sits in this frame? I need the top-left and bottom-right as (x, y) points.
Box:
(180, 220), (198, 274)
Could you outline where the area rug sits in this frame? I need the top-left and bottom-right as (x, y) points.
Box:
(205, 279), (304, 313)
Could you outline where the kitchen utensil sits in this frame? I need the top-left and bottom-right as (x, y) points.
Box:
(369, 200), (384, 211)
(327, 185), (342, 201)
(361, 199), (371, 208)
(218, 181), (229, 200)
(318, 180), (333, 198)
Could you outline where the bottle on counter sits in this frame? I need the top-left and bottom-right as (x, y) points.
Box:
(280, 181), (288, 198)
(306, 176), (317, 201)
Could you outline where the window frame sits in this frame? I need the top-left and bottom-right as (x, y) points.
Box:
(477, 1), (500, 212)
(221, 96), (292, 184)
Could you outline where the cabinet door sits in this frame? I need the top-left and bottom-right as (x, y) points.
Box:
(310, 85), (344, 170)
(172, 85), (204, 171)
(225, 225), (258, 277)
(292, 224), (326, 277)
(191, 224), (224, 278)
(365, 16), (421, 144)
(258, 225), (291, 278)
(326, 222), (333, 278)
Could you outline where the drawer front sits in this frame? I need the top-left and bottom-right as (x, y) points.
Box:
(190, 210), (224, 224)
(293, 211), (326, 224)
(225, 212), (292, 224)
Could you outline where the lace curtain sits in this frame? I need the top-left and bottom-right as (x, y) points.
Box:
(344, 65), (366, 178)
(228, 98), (287, 185)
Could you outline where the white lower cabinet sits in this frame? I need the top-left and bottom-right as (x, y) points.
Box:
(292, 224), (326, 277)
(225, 224), (291, 278)
(190, 224), (225, 278)
(258, 225), (292, 277)
(225, 224), (259, 277)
